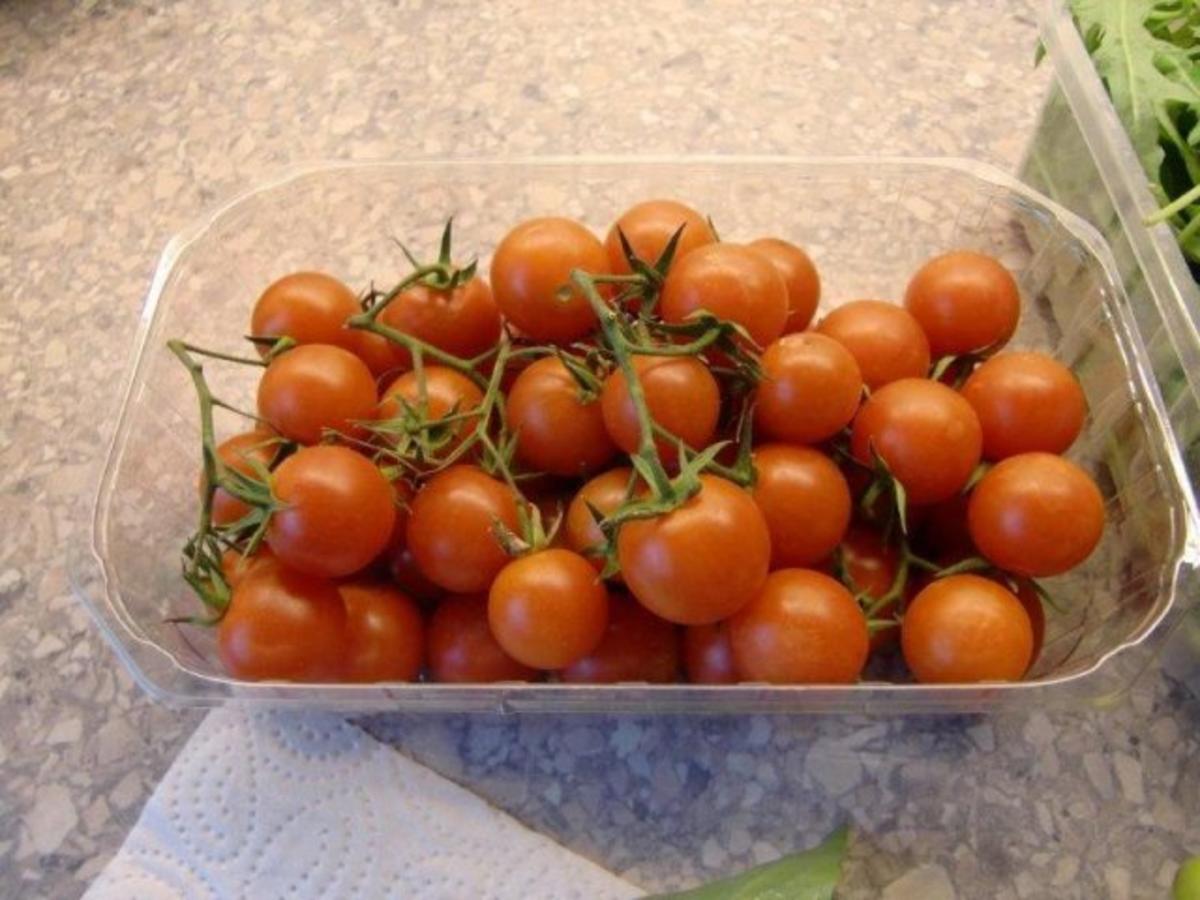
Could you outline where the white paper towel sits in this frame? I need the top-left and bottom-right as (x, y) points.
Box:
(85, 707), (641, 900)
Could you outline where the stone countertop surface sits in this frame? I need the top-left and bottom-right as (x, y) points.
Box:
(1, 0), (1198, 897)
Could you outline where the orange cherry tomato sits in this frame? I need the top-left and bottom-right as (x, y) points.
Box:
(904, 250), (1021, 356)
(339, 580), (424, 682)
(250, 271), (360, 352)
(220, 545), (281, 589)
(377, 277), (501, 370)
(755, 332), (863, 445)
(376, 365), (483, 453)
(752, 444), (851, 568)
(838, 524), (903, 651)
(729, 568), (869, 684)
(564, 467), (633, 576)
(559, 595), (680, 683)
(209, 431), (278, 526)
(604, 198), (715, 275)
(427, 593), (538, 683)
(683, 622), (739, 684)
(600, 355), (720, 460)
(257, 343), (377, 445)
(748, 237), (821, 333)
(816, 300), (931, 390)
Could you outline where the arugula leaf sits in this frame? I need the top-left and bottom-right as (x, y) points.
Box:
(646, 827), (847, 900)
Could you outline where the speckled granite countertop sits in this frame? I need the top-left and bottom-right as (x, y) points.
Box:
(1, 1), (1198, 897)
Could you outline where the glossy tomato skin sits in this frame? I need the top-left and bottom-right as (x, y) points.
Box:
(850, 378), (982, 505)
(250, 272), (360, 352)
(617, 475), (771, 625)
(748, 237), (821, 334)
(816, 300), (931, 390)
(901, 574), (1033, 683)
(488, 549), (610, 669)
(559, 595), (680, 683)
(660, 243), (789, 348)
(604, 199), (715, 275)
(210, 431), (277, 526)
(490, 217), (607, 344)
(565, 467), (633, 575)
(507, 356), (617, 477)
(339, 580), (424, 682)
(406, 466), (520, 593)
(961, 351), (1086, 460)
(600, 355), (720, 460)
(967, 453), (1105, 577)
(752, 444), (851, 568)
(427, 593), (538, 683)
(218, 566), (347, 682)
(904, 250), (1021, 356)
(257, 344), (378, 445)
(729, 569), (869, 684)
(682, 622), (739, 684)
(377, 365), (484, 452)
(267, 445), (397, 578)
(755, 333), (863, 445)
(377, 278), (501, 370)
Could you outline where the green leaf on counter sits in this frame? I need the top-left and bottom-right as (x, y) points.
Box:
(646, 827), (847, 900)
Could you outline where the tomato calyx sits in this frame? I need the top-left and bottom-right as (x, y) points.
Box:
(491, 499), (562, 559)
(928, 336), (1005, 388)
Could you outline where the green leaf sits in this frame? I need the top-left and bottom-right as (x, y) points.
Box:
(1175, 856), (1200, 900)
(647, 827), (847, 900)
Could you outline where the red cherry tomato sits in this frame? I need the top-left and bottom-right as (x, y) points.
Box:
(604, 199), (715, 275)
(683, 622), (739, 684)
(377, 365), (483, 454)
(967, 453), (1105, 577)
(660, 243), (789, 348)
(559, 595), (680, 683)
(220, 545), (281, 589)
(838, 524), (903, 651)
(729, 569), (869, 684)
(564, 467), (633, 575)
(490, 217), (608, 344)
(267, 445), (396, 578)
(257, 344), (378, 445)
(377, 277), (501, 370)
(961, 351), (1087, 460)
(901, 574), (1033, 683)
(339, 580), (424, 682)
(904, 250), (1021, 356)
(488, 549), (610, 669)
(406, 466), (520, 593)
(507, 356), (617, 477)
(755, 332), (863, 446)
(250, 272), (360, 352)
(600, 355), (720, 460)
(218, 566), (347, 682)
(209, 431), (278, 526)
(816, 300), (931, 390)
(617, 476), (771, 625)
(851, 378), (982, 505)
(427, 593), (538, 683)
(752, 444), (851, 568)
(748, 237), (821, 333)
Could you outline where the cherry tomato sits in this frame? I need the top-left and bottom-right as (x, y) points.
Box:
(600, 355), (720, 459)
(427, 593), (538, 683)
(851, 378), (982, 505)
(564, 467), (633, 575)
(349, 329), (405, 378)
(617, 475), (771, 625)
(377, 365), (483, 453)
(257, 344), (377, 445)
(961, 351), (1086, 460)
(560, 595), (680, 683)
(507, 356), (617, 476)
(752, 444), (850, 568)
(488, 548), (610, 669)
(250, 271), (360, 353)
(210, 431), (278, 526)
(729, 568), (869, 684)
(406, 466), (520, 593)
(967, 452), (1104, 577)
(904, 250), (1021, 356)
(838, 524), (902, 651)
(218, 566), (347, 682)
(490, 217), (607, 344)
(748, 237), (820, 333)
(377, 277), (501, 370)
(682, 622), (738, 684)
(267, 445), (396, 578)
(220, 545), (280, 589)
(604, 199), (715, 275)
(755, 333), (863, 445)
(339, 580), (424, 682)
(901, 574), (1033, 683)
(660, 243), (789, 348)
(816, 300), (931, 390)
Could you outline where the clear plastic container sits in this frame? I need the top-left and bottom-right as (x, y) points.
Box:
(1023, 0), (1200, 693)
(73, 157), (1200, 713)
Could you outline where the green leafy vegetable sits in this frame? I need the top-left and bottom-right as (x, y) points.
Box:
(1071, 0), (1200, 267)
(647, 827), (847, 900)
(1176, 856), (1200, 900)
